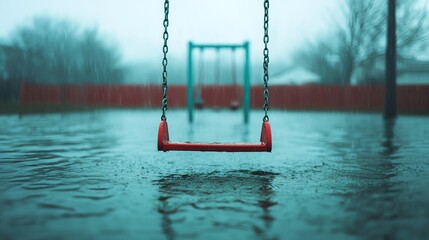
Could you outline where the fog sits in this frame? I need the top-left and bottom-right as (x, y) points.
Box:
(1, 4), (429, 237)
(0, 0), (340, 63)
(1, 0), (428, 85)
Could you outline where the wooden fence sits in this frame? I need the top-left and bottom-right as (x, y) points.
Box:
(20, 82), (429, 114)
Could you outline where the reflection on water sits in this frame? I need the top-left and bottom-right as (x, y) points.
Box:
(155, 170), (278, 240)
(330, 117), (422, 239)
(381, 119), (399, 157)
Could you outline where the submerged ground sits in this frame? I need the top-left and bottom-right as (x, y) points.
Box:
(0, 109), (428, 239)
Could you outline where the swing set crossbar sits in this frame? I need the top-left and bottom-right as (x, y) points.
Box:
(190, 43), (247, 49)
(158, 120), (272, 152)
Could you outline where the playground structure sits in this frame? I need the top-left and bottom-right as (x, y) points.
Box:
(157, 0), (272, 152)
(187, 42), (251, 123)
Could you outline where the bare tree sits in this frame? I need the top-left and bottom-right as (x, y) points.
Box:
(293, 0), (429, 85)
(292, 39), (345, 84)
(10, 16), (124, 84)
(341, 0), (428, 84)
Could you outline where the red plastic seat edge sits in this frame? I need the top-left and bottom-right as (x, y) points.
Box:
(261, 121), (272, 152)
(157, 120), (169, 151)
(157, 120), (272, 152)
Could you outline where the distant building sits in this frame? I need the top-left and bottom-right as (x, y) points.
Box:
(270, 66), (321, 85)
(398, 58), (429, 85)
(352, 54), (429, 85)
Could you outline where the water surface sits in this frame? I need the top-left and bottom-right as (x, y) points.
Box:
(1, 110), (428, 239)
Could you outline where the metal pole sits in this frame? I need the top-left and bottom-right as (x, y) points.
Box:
(385, 0), (397, 118)
(187, 42), (194, 123)
(243, 41), (250, 124)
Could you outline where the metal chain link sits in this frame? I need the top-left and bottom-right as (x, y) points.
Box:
(263, 0), (270, 122)
(160, 0), (269, 121)
(161, 0), (170, 121)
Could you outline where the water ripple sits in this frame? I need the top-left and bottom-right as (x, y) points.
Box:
(0, 110), (428, 239)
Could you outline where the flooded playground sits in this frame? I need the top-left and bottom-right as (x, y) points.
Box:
(1, 109), (428, 239)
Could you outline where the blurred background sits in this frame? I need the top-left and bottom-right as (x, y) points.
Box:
(1, 1), (429, 240)
(0, 0), (428, 113)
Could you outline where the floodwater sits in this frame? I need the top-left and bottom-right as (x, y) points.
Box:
(0, 109), (428, 240)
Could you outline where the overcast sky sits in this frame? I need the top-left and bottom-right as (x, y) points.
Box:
(0, 0), (342, 63)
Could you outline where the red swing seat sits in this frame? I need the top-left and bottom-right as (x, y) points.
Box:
(158, 120), (272, 152)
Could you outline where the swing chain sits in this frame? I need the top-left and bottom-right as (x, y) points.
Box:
(263, 0), (270, 122)
(161, 0), (170, 121)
